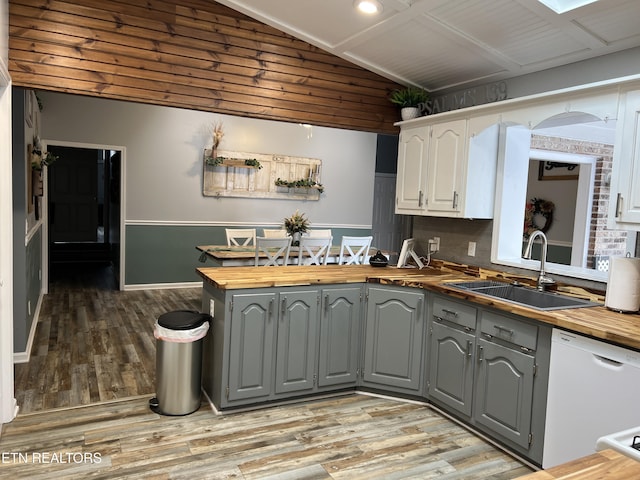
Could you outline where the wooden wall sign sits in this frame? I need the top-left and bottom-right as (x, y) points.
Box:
(203, 150), (323, 200)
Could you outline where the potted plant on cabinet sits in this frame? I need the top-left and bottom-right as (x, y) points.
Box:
(389, 86), (429, 121)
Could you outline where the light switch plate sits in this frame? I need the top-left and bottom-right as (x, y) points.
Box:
(468, 241), (476, 256)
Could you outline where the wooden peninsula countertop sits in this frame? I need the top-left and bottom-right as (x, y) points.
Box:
(196, 263), (640, 351)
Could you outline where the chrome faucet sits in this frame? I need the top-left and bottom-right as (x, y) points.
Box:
(523, 230), (555, 291)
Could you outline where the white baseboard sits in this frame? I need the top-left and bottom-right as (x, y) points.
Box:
(13, 293), (44, 364)
(123, 281), (202, 291)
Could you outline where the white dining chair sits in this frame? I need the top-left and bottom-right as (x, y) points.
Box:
(303, 229), (332, 238)
(297, 236), (333, 266)
(255, 236), (292, 266)
(338, 236), (373, 265)
(262, 228), (289, 238)
(225, 228), (256, 247)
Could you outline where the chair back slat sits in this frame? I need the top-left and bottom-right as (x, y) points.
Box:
(338, 236), (373, 265)
(255, 237), (292, 266)
(225, 228), (256, 247)
(297, 236), (333, 265)
(262, 229), (289, 238)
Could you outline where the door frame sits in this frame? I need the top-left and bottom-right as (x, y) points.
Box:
(42, 140), (126, 292)
(0, 68), (18, 424)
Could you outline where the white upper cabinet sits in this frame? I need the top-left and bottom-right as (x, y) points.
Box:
(426, 119), (466, 215)
(609, 89), (640, 228)
(395, 125), (429, 213)
(395, 115), (499, 218)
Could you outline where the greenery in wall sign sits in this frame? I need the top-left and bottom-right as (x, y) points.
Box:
(204, 155), (262, 169)
(275, 177), (324, 193)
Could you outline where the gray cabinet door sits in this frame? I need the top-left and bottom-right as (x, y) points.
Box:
(363, 286), (424, 391)
(228, 293), (277, 401)
(428, 320), (475, 417)
(318, 286), (361, 387)
(275, 290), (319, 394)
(474, 337), (535, 450)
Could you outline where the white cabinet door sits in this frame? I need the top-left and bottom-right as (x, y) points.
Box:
(610, 90), (640, 226)
(395, 125), (429, 213)
(426, 119), (467, 215)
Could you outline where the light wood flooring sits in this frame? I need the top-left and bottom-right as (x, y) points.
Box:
(0, 394), (534, 479)
(5, 264), (535, 479)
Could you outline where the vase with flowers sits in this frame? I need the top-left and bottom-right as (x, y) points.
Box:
(284, 210), (310, 246)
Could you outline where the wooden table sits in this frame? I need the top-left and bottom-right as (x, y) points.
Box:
(516, 449), (640, 479)
(196, 245), (387, 267)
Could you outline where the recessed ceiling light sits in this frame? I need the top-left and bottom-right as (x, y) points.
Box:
(536, 0), (598, 14)
(354, 0), (383, 15)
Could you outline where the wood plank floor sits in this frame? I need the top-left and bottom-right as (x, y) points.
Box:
(0, 394), (534, 479)
(14, 264), (201, 413)
(6, 263), (535, 478)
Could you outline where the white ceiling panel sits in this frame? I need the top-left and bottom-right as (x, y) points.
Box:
(215, 0), (640, 92)
(576, 0), (640, 44)
(345, 17), (507, 90)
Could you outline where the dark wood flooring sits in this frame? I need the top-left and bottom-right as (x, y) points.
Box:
(14, 263), (201, 414)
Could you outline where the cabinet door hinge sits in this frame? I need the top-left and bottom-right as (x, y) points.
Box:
(528, 433), (533, 446)
(317, 294), (321, 306)
(225, 386), (229, 399)
(229, 300), (233, 313)
(313, 373), (317, 386)
(533, 363), (538, 377)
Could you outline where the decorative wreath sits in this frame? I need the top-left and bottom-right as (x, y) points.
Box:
(524, 197), (554, 239)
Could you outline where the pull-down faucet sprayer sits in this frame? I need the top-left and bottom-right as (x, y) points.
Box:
(523, 230), (556, 291)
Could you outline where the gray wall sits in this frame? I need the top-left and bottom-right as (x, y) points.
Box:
(39, 92), (378, 285)
(12, 88), (42, 353)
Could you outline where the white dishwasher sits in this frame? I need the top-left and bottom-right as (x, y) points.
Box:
(542, 328), (640, 468)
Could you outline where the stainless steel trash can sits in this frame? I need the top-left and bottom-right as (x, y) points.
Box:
(149, 310), (210, 416)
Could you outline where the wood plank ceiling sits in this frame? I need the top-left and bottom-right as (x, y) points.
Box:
(8, 0), (403, 134)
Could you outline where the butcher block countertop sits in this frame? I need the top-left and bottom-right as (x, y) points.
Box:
(196, 262), (640, 351)
(516, 449), (640, 479)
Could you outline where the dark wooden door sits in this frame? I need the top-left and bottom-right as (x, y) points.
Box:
(48, 147), (99, 243)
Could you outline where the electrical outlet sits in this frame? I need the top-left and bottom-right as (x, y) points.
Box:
(209, 298), (215, 317)
(434, 237), (440, 251)
(468, 241), (476, 257)
(428, 238), (439, 253)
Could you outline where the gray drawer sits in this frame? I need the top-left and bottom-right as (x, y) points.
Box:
(432, 296), (477, 330)
(480, 311), (538, 350)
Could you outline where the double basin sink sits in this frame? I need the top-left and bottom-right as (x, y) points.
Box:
(446, 280), (601, 311)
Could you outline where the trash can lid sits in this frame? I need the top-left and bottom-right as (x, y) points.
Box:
(158, 310), (210, 330)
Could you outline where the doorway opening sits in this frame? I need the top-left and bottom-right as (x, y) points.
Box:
(46, 145), (122, 289)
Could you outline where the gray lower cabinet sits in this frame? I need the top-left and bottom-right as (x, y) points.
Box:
(318, 286), (362, 388)
(428, 295), (477, 416)
(228, 292), (277, 402)
(362, 285), (425, 394)
(275, 289), (319, 394)
(202, 283), (361, 409)
(202, 279), (551, 465)
(474, 336), (534, 450)
(427, 294), (551, 465)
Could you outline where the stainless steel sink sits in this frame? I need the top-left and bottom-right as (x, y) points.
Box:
(446, 281), (601, 311)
